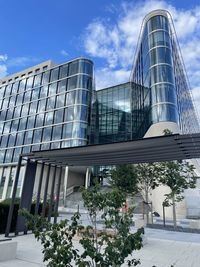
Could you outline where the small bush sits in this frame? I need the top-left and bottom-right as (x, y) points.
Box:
(0, 198), (43, 234)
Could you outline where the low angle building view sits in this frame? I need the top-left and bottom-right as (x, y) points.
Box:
(0, 1), (200, 266)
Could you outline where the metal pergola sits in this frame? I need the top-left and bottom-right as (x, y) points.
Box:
(5, 133), (200, 236)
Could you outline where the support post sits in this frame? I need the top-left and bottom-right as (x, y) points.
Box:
(163, 203), (166, 227)
(42, 164), (51, 217)
(15, 159), (37, 235)
(35, 162), (45, 215)
(54, 167), (62, 224)
(63, 166), (68, 206)
(48, 166), (57, 222)
(85, 167), (90, 189)
(5, 155), (22, 237)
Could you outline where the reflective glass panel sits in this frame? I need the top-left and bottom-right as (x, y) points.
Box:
(62, 123), (72, 139)
(59, 64), (68, 79)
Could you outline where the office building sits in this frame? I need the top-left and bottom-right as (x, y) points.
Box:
(0, 10), (199, 218)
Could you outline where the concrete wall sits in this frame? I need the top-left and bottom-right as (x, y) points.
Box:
(67, 167), (85, 188)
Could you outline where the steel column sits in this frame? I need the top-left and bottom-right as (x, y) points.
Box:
(54, 167), (62, 224)
(5, 155), (22, 237)
(48, 166), (57, 222)
(15, 159), (37, 235)
(35, 162), (45, 215)
(42, 164), (51, 217)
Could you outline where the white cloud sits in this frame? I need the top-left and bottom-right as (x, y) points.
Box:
(0, 54), (8, 78)
(0, 54), (8, 62)
(83, 0), (200, 120)
(0, 64), (8, 78)
(7, 56), (39, 67)
(95, 67), (130, 89)
(0, 55), (41, 79)
(60, 50), (69, 57)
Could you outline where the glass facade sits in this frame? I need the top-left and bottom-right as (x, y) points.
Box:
(0, 10), (199, 201)
(90, 83), (132, 144)
(132, 14), (179, 126)
(0, 58), (93, 163)
(131, 11), (199, 134)
(90, 82), (151, 144)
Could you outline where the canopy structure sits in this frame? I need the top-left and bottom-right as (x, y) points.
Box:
(23, 133), (200, 166)
(5, 133), (200, 237)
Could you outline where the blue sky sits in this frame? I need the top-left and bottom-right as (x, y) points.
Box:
(0, 0), (200, 114)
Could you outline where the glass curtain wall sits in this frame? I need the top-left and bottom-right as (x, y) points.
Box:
(0, 58), (94, 163)
(91, 83), (132, 144)
(132, 13), (179, 127)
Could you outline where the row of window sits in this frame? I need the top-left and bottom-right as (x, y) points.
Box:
(1, 138), (87, 163)
(0, 121), (88, 149)
(0, 105), (89, 136)
(0, 59), (93, 98)
(0, 74), (93, 107)
(97, 85), (130, 102)
(0, 89), (90, 122)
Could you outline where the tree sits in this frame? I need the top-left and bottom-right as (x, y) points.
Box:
(136, 163), (160, 223)
(19, 209), (81, 267)
(20, 182), (144, 267)
(110, 164), (139, 195)
(80, 183), (143, 266)
(159, 160), (198, 228)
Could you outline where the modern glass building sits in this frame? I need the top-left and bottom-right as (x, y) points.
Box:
(131, 10), (199, 136)
(0, 10), (199, 220)
(0, 58), (93, 199)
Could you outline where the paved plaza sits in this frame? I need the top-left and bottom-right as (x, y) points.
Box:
(0, 227), (200, 267)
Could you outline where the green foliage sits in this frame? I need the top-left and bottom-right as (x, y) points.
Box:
(20, 182), (144, 267)
(0, 199), (42, 234)
(110, 164), (139, 195)
(136, 163), (160, 193)
(81, 183), (143, 267)
(19, 209), (81, 267)
(159, 160), (198, 206)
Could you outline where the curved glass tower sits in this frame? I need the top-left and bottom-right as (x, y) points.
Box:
(131, 10), (199, 134)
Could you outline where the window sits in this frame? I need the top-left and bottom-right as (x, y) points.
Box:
(67, 76), (77, 90)
(16, 132), (25, 146)
(42, 127), (52, 142)
(66, 91), (75, 105)
(54, 109), (64, 124)
(64, 107), (74, 121)
(8, 134), (16, 147)
(46, 96), (55, 110)
(24, 130), (33, 144)
(68, 61), (79, 76)
(56, 94), (65, 108)
(59, 64), (68, 79)
(50, 68), (59, 82)
(44, 111), (54, 125)
(26, 76), (34, 89)
(35, 113), (44, 127)
(150, 65), (174, 85)
(41, 71), (50, 85)
(52, 125), (62, 140)
(40, 85), (48, 98)
(48, 82), (57, 96)
(33, 74), (42, 87)
(18, 79), (26, 92)
(57, 79), (67, 93)
(18, 117), (27, 131)
(79, 60), (93, 75)
(33, 129), (42, 143)
(62, 123), (72, 139)
(37, 99), (46, 112)
(27, 116), (35, 129)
